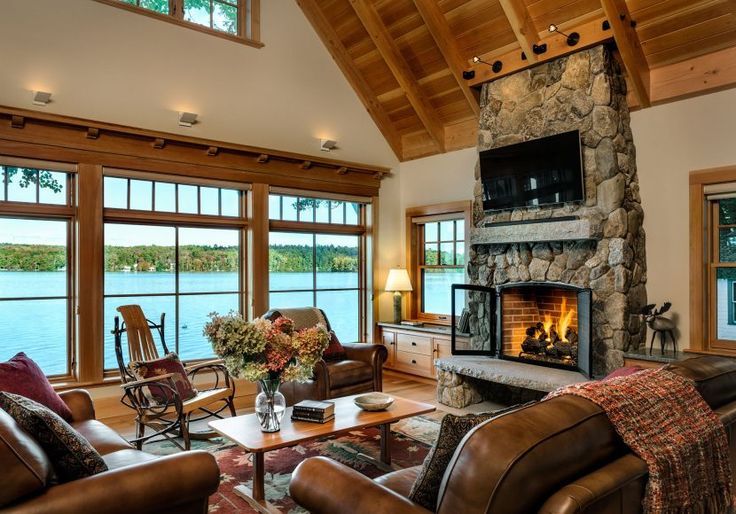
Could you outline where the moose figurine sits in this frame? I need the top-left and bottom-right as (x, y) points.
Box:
(641, 302), (677, 356)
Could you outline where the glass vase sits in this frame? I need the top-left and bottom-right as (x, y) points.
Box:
(255, 378), (286, 433)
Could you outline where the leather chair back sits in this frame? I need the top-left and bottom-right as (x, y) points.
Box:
(262, 308), (332, 331)
(666, 356), (736, 409)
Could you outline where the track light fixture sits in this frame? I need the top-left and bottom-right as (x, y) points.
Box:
(548, 24), (580, 46)
(472, 56), (503, 73)
(178, 111), (198, 127)
(32, 91), (52, 106)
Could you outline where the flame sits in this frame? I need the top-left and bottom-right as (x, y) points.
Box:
(557, 297), (574, 342)
(542, 314), (553, 336)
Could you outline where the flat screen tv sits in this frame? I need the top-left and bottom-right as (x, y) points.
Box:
(480, 130), (584, 212)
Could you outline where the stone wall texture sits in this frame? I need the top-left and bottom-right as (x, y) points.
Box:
(469, 45), (647, 375)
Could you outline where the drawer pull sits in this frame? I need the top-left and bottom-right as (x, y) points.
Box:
(411, 359), (417, 364)
(411, 342), (417, 346)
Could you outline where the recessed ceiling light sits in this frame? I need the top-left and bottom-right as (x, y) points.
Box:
(32, 91), (52, 106)
(178, 111), (198, 127)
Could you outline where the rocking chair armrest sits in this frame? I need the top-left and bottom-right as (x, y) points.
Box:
(183, 359), (222, 372)
(185, 362), (233, 392)
(121, 373), (177, 390)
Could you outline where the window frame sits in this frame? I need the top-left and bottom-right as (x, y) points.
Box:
(93, 0), (262, 48)
(0, 160), (77, 381)
(406, 201), (471, 325)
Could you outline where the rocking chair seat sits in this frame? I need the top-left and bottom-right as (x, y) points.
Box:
(141, 387), (235, 421)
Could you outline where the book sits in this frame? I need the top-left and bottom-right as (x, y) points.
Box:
(293, 399), (335, 416)
(401, 320), (424, 327)
(292, 408), (333, 421)
(291, 413), (335, 424)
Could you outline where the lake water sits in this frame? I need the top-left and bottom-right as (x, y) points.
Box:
(0, 270), (460, 375)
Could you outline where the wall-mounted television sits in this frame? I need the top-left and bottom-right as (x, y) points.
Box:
(480, 130), (584, 212)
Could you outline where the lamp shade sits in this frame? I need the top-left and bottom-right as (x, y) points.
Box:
(385, 268), (413, 292)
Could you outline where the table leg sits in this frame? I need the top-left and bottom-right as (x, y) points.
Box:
(233, 452), (280, 514)
(380, 423), (391, 465)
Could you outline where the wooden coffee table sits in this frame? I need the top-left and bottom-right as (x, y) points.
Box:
(209, 393), (435, 513)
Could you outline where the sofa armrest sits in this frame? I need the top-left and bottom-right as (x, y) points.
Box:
(58, 389), (96, 422)
(341, 343), (387, 391)
(538, 454), (648, 514)
(4, 450), (220, 514)
(290, 457), (431, 514)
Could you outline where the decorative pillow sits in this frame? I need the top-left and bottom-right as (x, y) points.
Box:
(323, 330), (347, 361)
(0, 352), (73, 422)
(408, 404), (529, 511)
(129, 352), (197, 404)
(0, 392), (107, 483)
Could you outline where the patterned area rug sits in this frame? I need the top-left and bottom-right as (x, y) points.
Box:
(144, 414), (442, 513)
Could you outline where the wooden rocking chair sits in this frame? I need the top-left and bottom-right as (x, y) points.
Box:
(112, 304), (236, 451)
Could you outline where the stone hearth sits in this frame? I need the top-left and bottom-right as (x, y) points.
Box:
(468, 45), (647, 376)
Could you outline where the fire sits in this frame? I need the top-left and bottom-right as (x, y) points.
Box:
(539, 298), (574, 342)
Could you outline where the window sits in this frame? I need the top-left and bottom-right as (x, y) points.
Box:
(96, 0), (261, 46)
(102, 173), (246, 369)
(711, 197), (736, 344)
(0, 162), (75, 376)
(406, 202), (471, 323)
(268, 193), (368, 342)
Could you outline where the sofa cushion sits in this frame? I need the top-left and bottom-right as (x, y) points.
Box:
(102, 448), (158, 470)
(0, 408), (53, 507)
(0, 392), (108, 483)
(323, 331), (347, 362)
(375, 466), (421, 497)
(129, 352), (197, 404)
(0, 352), (73, 421)
(71, 419), (133, 455)
(326, 360), (372, 389)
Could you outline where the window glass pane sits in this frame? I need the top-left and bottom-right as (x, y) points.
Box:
(315, 199), (330, 223)
(178, 294), (236, 360)
(297, 198), (315, 223)
(345, 203), (359, 225)
(0, 299), (67, 375)
(104, 224), (175, 294)
(720, 199), (736, 225)
(720, 228), (736, 262)
(424, 243), (438, 265)
(104, 177), (128, 209)
(269, 194), (281, 220)
(717, 268), (736, 340)
(0, 169), (5, 201)
(138, 0), (169, 14)
(282, 196), (298, 221)
(6, 168), (37, 203)
(213, 1), (237, 34)
(0, 218), (67, 298)
(104, 295), (176, 370)
(316, 234), (359, 289)
(330, 201), (344, 224)
(200, 187), (219, 216)
(440, 220), (454, 241)
(317, 290), (359, 342)
(440, 242), (454, 265)
(184, 0), (211, 27)
(221, 188), (240, 217)
(425, 222), (438, 242)
(155, 182), (176, 212)
(422, 268), (465, 315)
(269, 291), (314, 310)
(456, 219), (465, 240)
(269, 232), (314, 291)
(179, 227), (239, 293)
(178, 184), (198, 214)
(129, 180), (152, 211)
(38, 171), (67, 205)
(456, 242), (465, 265)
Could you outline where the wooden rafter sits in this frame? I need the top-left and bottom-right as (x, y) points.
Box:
(348, 0), (446, 152)
(498, 0), (540, 63)
(296, 0), (403, 160)
(600, 0), (651, 107)
(411, 0), (479, 117)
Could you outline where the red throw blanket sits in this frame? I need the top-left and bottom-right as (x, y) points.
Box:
(546, 368), (732, 514)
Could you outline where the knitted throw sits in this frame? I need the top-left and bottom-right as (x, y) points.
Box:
(546, 368), (732, 514)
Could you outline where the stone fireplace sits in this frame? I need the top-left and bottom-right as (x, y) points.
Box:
(467, 44), (647, 376)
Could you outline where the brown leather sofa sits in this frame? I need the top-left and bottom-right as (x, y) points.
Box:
(1, 389), (220, 513)
(263, 308), (387, 404)
(290, 356), (736, 514)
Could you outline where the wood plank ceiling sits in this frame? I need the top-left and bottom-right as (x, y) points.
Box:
(297, 0), (736, 161)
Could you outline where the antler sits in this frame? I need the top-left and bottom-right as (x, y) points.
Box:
(657, 302), (672, 315)
(641, 304), (656, 315)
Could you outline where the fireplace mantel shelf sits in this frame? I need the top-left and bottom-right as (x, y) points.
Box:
(470, 217), (601, 246)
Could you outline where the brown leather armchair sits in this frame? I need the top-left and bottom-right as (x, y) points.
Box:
(262, 308), (387, 404)
(0, 389), (220, 513)
(290, 356), (736, 514)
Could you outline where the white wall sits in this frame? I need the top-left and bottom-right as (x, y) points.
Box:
(378, 88), (736, 349)
(0, 0), (397, 168)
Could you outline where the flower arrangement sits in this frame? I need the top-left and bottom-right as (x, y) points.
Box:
(203, 312), (330, 383)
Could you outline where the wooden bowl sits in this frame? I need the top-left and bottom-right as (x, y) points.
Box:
(354, 393), (394, 411)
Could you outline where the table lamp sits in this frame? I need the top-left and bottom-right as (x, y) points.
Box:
(385, 268), (413, 324)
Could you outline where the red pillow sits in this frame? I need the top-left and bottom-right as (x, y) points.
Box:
(604, 365), (644, 380)
(0, 353), (73, 422)
(129, 353), (197, 404)
(323, 331), (347, 361)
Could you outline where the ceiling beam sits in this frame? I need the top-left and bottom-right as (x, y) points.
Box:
(296, 0), (403, 159)
(498, 0), (540, 63)
(411, 0), (480, 117)
(348, 0), (446, 152)
(600, 0), (651, 107)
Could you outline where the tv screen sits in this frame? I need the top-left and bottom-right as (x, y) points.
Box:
(480, 130), (584, 212)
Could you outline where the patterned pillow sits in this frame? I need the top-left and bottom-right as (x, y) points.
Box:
(408, 404), (529, 511)
(129, 352), (197, 404)
(0, 392), (108, 483)
(323, 330), (347, 361)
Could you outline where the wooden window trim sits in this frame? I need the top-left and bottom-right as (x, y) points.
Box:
(690, 165), (736, 356)
(406, 201), (471, 325)
(93, 0), (264, 49)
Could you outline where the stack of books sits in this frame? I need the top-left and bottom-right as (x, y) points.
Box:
(291, 400), (335, 424)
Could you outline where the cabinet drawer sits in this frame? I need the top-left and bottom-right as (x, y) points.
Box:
(396, 333), (432, 355)
(395, 351), (432, 375)
(435, 342), (452, 360)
